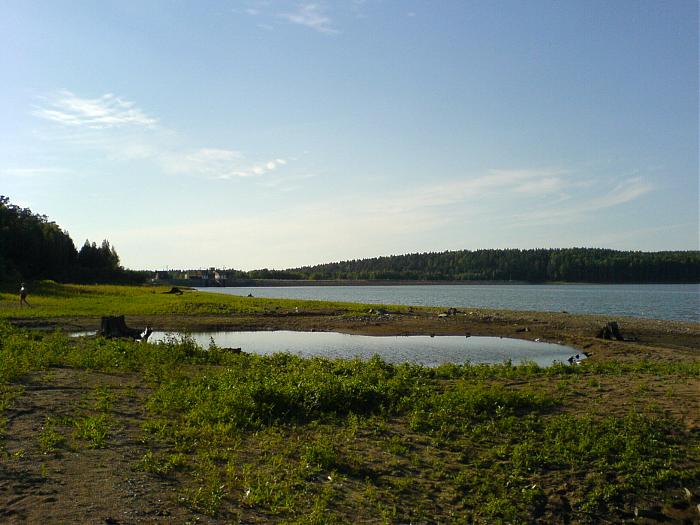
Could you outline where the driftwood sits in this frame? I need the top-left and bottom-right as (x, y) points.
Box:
(99, 316), (152, 341)
(596, 321), (625, 341)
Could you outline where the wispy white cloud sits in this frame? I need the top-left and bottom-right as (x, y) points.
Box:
(511, 176), (653, 226)
(161, 148), (242, 178)
(350, 168), (653, 237)
(279, 3), (338, 34)
(31, 91), (289, 181)
(33, 91), (157, 129)
(512, 176), (565, 194)
(375, 168), (568, 214)
(160, 149), (289, 179)
(244, 158), (288, 178)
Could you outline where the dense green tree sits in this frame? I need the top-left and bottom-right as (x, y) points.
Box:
(280, 248), (700, 283)
(0, 195), (77, 281)
(0, 196), (145, 284)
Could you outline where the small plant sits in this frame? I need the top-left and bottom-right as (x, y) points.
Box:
(93, 385), (115, 411)
(73, 414), (110, 448)
(38, 419), (65, 454)
(180, 481), (227, 516)
(384, 434), (410, 456)
(304, 436), (340, 471)
(139, 451), (189, 476)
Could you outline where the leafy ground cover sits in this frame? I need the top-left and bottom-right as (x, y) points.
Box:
(0, 281), (388, 320)
(1, 320), (699, 524)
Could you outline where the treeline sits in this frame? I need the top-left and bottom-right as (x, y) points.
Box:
(0, 196), (148, 284)
(275, 248), (700, 283)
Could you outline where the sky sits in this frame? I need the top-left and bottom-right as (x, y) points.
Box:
(1, 0), (698, 271)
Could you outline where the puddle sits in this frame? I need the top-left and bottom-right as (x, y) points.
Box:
(90, 330), (580, 367)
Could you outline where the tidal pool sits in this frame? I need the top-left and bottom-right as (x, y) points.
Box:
(146, 330), (578, 367)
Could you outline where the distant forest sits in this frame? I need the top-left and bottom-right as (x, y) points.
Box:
(244, 248), (700, 283)
(0, 196), (147, 284)
(2, 196), (698, 285)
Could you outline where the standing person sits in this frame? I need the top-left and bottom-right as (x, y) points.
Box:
(19, 282), (30, 308)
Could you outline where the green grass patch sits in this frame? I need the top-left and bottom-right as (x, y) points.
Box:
(72, 414), (111, 448)
(0, 320), (697, 523)
(38, 418), (66, 454)
(0, 281), (390, 319)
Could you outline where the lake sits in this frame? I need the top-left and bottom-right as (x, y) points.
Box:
(197, 283), (699, 322)
(148, 331), (578, 367)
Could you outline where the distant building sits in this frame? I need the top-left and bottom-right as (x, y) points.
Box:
(181, 268), (232, 286)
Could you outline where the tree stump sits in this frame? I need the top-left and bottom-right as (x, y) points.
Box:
(596, 321), (625, 341)
(99, 316), (151, 341)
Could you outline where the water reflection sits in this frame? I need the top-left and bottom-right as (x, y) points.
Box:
(147, 330), (577, 367)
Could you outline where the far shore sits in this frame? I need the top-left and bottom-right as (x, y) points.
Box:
(161, 278), (699, 288)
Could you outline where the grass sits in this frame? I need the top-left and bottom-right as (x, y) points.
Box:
(0, 280), (393, 320)
(72, 414), (111, 448)
(37, 418), (66, 454)
(0, 283), (698, 522)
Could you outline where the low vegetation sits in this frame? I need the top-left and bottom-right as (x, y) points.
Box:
(0, 281), (387, 320)
(1, 319), (698, 523)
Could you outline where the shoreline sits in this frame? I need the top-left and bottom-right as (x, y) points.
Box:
(18, 307), (700, 365)
(4, 282), (698, 364)
(164, 278), (700, 287)
(190, 283), (700, 324)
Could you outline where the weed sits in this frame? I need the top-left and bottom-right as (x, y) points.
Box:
(180, 481), (227, 516)
(93, 385), (115, 411)
(73, 414), (110, 448)
(139, 451), (189, 476)
(303, 435), (340, 471)
(38, 419), (65, 454)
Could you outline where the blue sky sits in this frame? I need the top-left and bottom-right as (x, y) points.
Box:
(1, 0), (698, 270)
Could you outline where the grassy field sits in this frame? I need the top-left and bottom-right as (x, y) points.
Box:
(0, 281), (389, 320)
(0, 283), (699, 523)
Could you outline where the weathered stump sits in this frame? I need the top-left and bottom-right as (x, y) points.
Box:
(99, 316), (151, 341)
(596, 321), (625, 341)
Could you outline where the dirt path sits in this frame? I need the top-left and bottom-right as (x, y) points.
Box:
(0, 368), (203, 524)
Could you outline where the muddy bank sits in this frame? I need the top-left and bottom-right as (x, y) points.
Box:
(14, 307), (700, 364)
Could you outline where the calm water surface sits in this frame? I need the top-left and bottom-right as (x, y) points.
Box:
(149, 331), (577, 367)
(198, 284), (699, 322)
